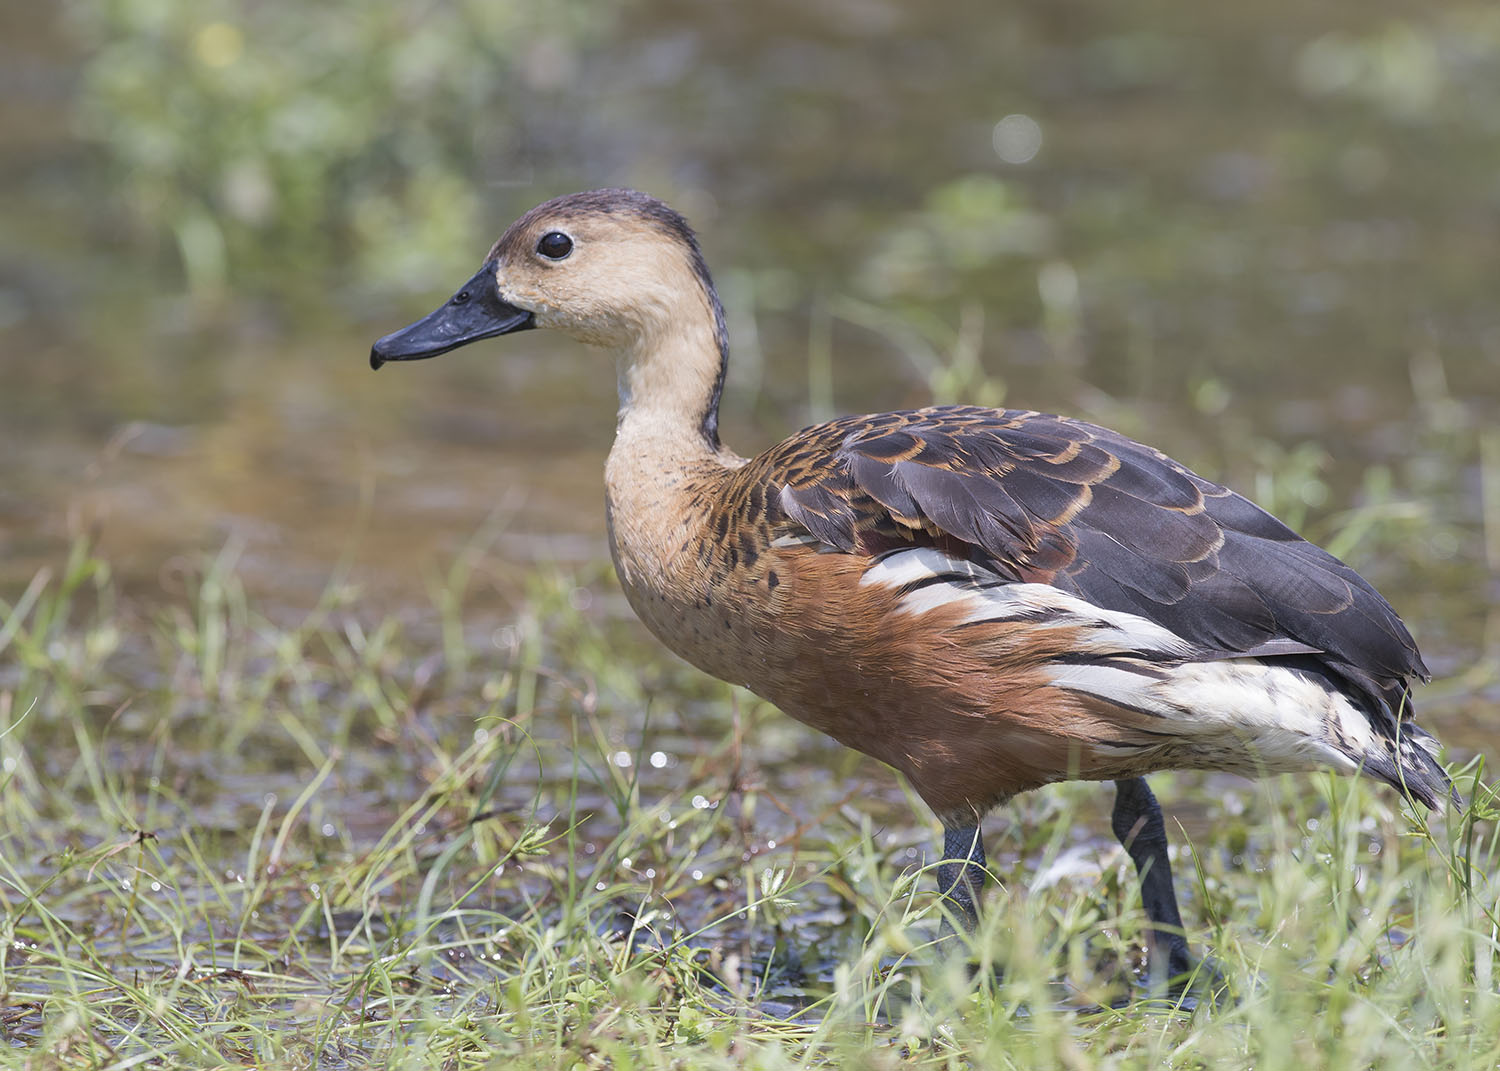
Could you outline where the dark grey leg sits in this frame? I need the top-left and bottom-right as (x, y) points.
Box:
(937, 823), (986, 932)
(1111, 777), (1194, 987)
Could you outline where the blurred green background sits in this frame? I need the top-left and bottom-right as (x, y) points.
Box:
(1, 0), (1496, 748)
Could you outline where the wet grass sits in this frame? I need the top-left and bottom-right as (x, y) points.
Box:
(1, 531), (1497, 1069)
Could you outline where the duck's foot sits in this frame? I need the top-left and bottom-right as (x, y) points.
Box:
(1130, 941), (1229, 1009)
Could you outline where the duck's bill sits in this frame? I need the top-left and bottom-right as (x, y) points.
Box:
(369, 262), (535, 370)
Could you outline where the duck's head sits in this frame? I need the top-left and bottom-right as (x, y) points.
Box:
(370, 188), (727, 370)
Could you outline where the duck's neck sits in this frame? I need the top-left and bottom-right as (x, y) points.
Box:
(603, 305), (743, 603)
(605, 283), (738, 494)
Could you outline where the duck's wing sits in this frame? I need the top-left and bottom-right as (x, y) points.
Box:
(768, 406), (1427, 719)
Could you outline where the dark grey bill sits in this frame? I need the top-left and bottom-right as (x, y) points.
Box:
(369, 261), (535, 370)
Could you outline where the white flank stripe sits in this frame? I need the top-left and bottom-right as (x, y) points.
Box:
(958, 584), (1190, 655)
(859, 552), (1389, 780)
(1051, 656), (1380, 776)
(1047, 664), (1183, 718)
(860, 548), (1193, 657)
(1154, 662), (1351, 740)
(895, 584), (986, 618)
(859, 547), (989, 588)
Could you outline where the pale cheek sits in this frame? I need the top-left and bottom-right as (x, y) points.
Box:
(532, 307), (627, 348)
(499, 280), (546, 309)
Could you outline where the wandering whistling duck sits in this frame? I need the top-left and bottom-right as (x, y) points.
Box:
(370, 188), (1454, 986)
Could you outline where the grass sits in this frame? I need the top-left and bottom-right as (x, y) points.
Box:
(0, 531), (1497, 1069)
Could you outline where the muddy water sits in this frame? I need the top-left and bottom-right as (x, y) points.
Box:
(3, 0), (1497, 759)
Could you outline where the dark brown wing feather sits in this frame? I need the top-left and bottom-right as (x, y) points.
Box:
(753, 406), (1427, 727)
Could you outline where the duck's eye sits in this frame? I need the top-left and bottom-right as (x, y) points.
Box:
(536, 231), (573, 260)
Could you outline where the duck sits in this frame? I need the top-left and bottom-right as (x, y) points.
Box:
(370, 187), (1454, 988)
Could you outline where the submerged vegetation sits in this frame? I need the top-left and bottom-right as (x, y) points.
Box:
(1, 526), (1497, 1067)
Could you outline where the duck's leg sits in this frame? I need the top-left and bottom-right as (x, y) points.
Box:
(1111, 777), (1194, 987)
(937, 822), (987, 933)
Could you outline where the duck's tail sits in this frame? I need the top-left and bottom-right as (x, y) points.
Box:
(1359, 721), (1460, 810)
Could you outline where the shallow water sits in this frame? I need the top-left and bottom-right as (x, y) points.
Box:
(2, 0), (1497, 840)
